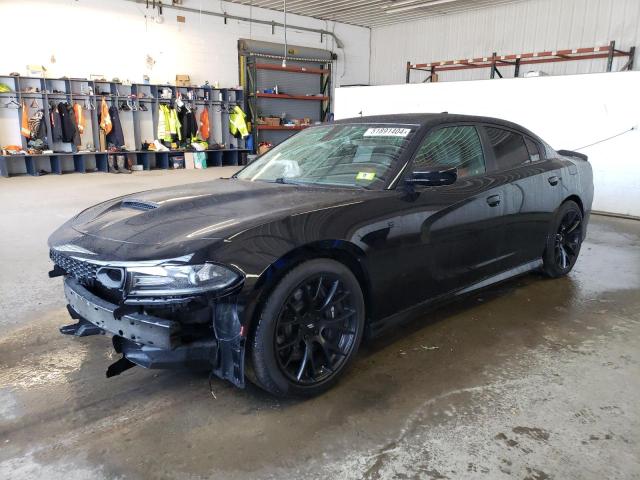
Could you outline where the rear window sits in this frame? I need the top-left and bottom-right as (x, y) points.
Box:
(524, 137), (542, 162)
(485, 127), (530, 170)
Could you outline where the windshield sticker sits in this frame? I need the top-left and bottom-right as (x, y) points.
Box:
(356, 171), (376, 181)
(363, 127), (411, 137)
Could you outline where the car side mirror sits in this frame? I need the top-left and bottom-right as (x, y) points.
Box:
(406, 167), (457, 187)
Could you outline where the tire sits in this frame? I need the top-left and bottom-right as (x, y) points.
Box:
(248, 258), (365, 398)
(542, 200), (584, 278)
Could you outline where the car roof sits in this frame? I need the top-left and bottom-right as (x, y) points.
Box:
(335, 113), (542, 141)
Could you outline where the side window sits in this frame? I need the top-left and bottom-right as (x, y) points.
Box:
(412, 126), (485, 178)
(524, 137), (542, 162)
(485, 127), (530, 170)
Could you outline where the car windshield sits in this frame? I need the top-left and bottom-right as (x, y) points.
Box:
(236, 123), (418, 189)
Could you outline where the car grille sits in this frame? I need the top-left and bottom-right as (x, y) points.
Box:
(50, 249), (99, 286)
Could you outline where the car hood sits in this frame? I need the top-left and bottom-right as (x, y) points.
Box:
(69, 179), (365, 246)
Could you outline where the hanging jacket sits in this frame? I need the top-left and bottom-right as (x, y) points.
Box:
(99, 97), (112, 134)
(21, 101), (31, 138)
(199, 108), (210, 140)
(73, 103), (85, 135)
(68, 103), (81, 146)
(229, 105), (249, 139)
(50, 105), (64, 142)
(157, 104), (170, 142)
(157, 104), (182, 144)
(188, 109), (197, 140)
(28, 109), (47, 141)
(106, 105), (125, 147)
(169, 106), (181, 142)
(178, 105), (198, 142)
(177, 105), (187, 140)
(58, 102), (77, 143)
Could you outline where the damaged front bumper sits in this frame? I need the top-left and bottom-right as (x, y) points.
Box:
(65, 278), (180, 349)
(60, 277), (245, 387)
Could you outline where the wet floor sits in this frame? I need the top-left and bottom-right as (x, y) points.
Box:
(1, 171), (639, 479)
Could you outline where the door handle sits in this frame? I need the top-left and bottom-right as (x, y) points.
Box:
(548, 176), (559, 186)
(486, 194), (501, 207)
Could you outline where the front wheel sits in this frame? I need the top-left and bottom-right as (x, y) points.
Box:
(248, 259), (365, 398)
(542, 200), (584, 278)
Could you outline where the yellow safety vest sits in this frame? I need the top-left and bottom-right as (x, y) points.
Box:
(158, 104), (182, 142)
(229, 106), (249, 138)
(169, 107), (181, 142)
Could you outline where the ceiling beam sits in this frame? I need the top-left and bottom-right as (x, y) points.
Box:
(220, 0), (527, 28)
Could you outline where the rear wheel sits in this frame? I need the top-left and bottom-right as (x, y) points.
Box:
(249, 259), (365, 397)
(542, 200), (583, 278)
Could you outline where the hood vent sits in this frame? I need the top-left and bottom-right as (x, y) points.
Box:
(121, 199), (159, 211)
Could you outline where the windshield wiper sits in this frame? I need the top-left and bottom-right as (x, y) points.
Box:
(274, 177), (307, 185)
(272, 178), (369, 190)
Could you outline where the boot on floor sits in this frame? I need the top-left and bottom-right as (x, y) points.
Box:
(116, 155), (131, 174)
(108, 155), (119, 174)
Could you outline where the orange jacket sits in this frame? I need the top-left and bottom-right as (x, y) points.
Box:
(73, 103), (85, 134)
(99, 97), (112, 134)
(199, 108), (210, 140)
(21, 101), (31, 138)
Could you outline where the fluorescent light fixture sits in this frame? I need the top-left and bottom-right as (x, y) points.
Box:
(385, 0), (459, 14)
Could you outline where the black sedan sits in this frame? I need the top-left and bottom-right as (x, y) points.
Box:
(48, 113), (593, 397)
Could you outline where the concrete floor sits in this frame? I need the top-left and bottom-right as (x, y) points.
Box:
(0, 170), (639, 479)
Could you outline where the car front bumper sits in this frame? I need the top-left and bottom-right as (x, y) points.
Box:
(62, 277), (219, 374)
(64, 277), (180, 349)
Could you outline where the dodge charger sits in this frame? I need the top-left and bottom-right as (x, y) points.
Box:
(48, 113), (593, 397)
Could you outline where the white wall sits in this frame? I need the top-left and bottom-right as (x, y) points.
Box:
(0, 0), (370, 86)
(370, 0), (640, 85)
(334, 71), (640, 217)
(0, 0), (369, 147)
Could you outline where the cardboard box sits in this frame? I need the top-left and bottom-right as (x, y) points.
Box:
(176, 74), (191, 87)
(258, 144), (272, 155)
(264, 117), (281, 126)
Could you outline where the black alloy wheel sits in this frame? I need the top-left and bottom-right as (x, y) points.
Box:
(543, 200), (584, 277)
(274, 274), (358, 385)
(249, 259), (365, 397)
(554, 208), (582, 270)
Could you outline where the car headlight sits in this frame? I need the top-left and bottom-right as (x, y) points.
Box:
(127, 263), (242, 296)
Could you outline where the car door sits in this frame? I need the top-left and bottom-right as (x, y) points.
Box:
(480, 126), (564, 267)
(374, 124), (514, 314)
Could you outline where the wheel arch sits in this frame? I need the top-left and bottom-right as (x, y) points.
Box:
(563, 194), (584, 215)
(247, 240), (373, 336)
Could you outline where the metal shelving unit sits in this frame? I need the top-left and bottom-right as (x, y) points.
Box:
(238, 38), (334, 149)
(244, 58), (333, 147)
(0, 75), (248, 177)
(406, 41), (636, 83)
